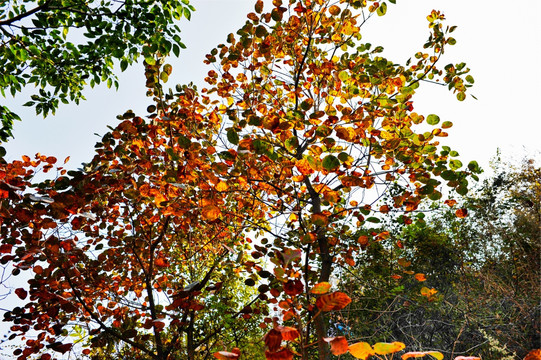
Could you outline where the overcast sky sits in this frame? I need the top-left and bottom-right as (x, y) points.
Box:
(4, 0), (541, 176)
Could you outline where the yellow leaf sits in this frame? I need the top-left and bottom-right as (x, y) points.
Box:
(310, 282), (331, 295)
(374, 342), (406, 355)
(216, 181), (228, 192)
(349, 342), (375, 360)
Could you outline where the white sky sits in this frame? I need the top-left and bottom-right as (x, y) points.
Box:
(4, 0), (541, 175)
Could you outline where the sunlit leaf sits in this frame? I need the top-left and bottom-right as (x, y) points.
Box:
(265, 348), (294, 360)
(523, 349), (541, 360)
(311, 282), (332, 295)
(349, 342), (375, 359)
(402, 351), (443, 360)
(275, 326), (299, 341)
(414, 273), (427, 282)
(376, 2), (387, 16)
(426, 114), (440, 125)
(374, 341), (406, 355)
(455, 208), (468, 218)
(202, 205), (221, 220)
(316, 291), (351, 311)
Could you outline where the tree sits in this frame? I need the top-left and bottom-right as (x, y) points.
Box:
(0, 63), (267, 359)
(0, 0), (194, 141)
(202, 1), (477, 359)
(1, 1), (480, 359)
(337, 155), (540, 359)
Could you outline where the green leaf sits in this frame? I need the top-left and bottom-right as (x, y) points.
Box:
(456, 185), (468, 196)
(160, 71), (169, 83)
(177, 135), (191, 149)
(227, 129), (239, 145)
(366, 217), (381, 223)
(338, 71), (350, 81)
(457, 92), (466, 101)
(285, 137), (299, 152)
(145, 56), (156, 65)
(466, 75), (475, 84)
(377, 2), (387, 16)
(322, 155), (340, 171)
(449, 159), (463, 170)
(120, 59), (128, 72)
(426, 114), (440, 125)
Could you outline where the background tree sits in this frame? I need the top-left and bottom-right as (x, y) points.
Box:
(338, 155), (540, 359)
(0, 0), (194, 141)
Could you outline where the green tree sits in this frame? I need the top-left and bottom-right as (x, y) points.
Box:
(339, 155), (540, 359)
(0, 0), (194, 141)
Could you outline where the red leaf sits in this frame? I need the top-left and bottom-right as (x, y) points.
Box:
(264, 329), (282, 352)
(15, 288), (27, 300)
(275, 325), (299, 341)
(265, 348), (294, 360)
(324, 336), (349, 355)
(283, 279), (303, 296)
(0, 243), (12, 254)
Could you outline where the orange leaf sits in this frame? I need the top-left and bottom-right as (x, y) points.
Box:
(311, 282), (331, 295)
(315, 291), (351, 311)
(454, 357), (481, 360)
(324, 336), (349, 355)
(275, 325), (299, 341)
(349, 342), (375, 359)
(202, 205), (221, 221)
(311, 213), (329, 226)
(524, 349), (541, 360)
(455, 208), (468, 218)
(444, 199), (457, 207)
(216, 181), (228, 191)
(414, 273), (427, 282)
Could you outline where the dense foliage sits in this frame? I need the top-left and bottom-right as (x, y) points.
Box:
(3, 1), (536, 360)
(0, 0), (194, 141)
(338, 156), (540, 359)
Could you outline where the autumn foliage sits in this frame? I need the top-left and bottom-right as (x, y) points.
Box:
(0, 0), (503, 359)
